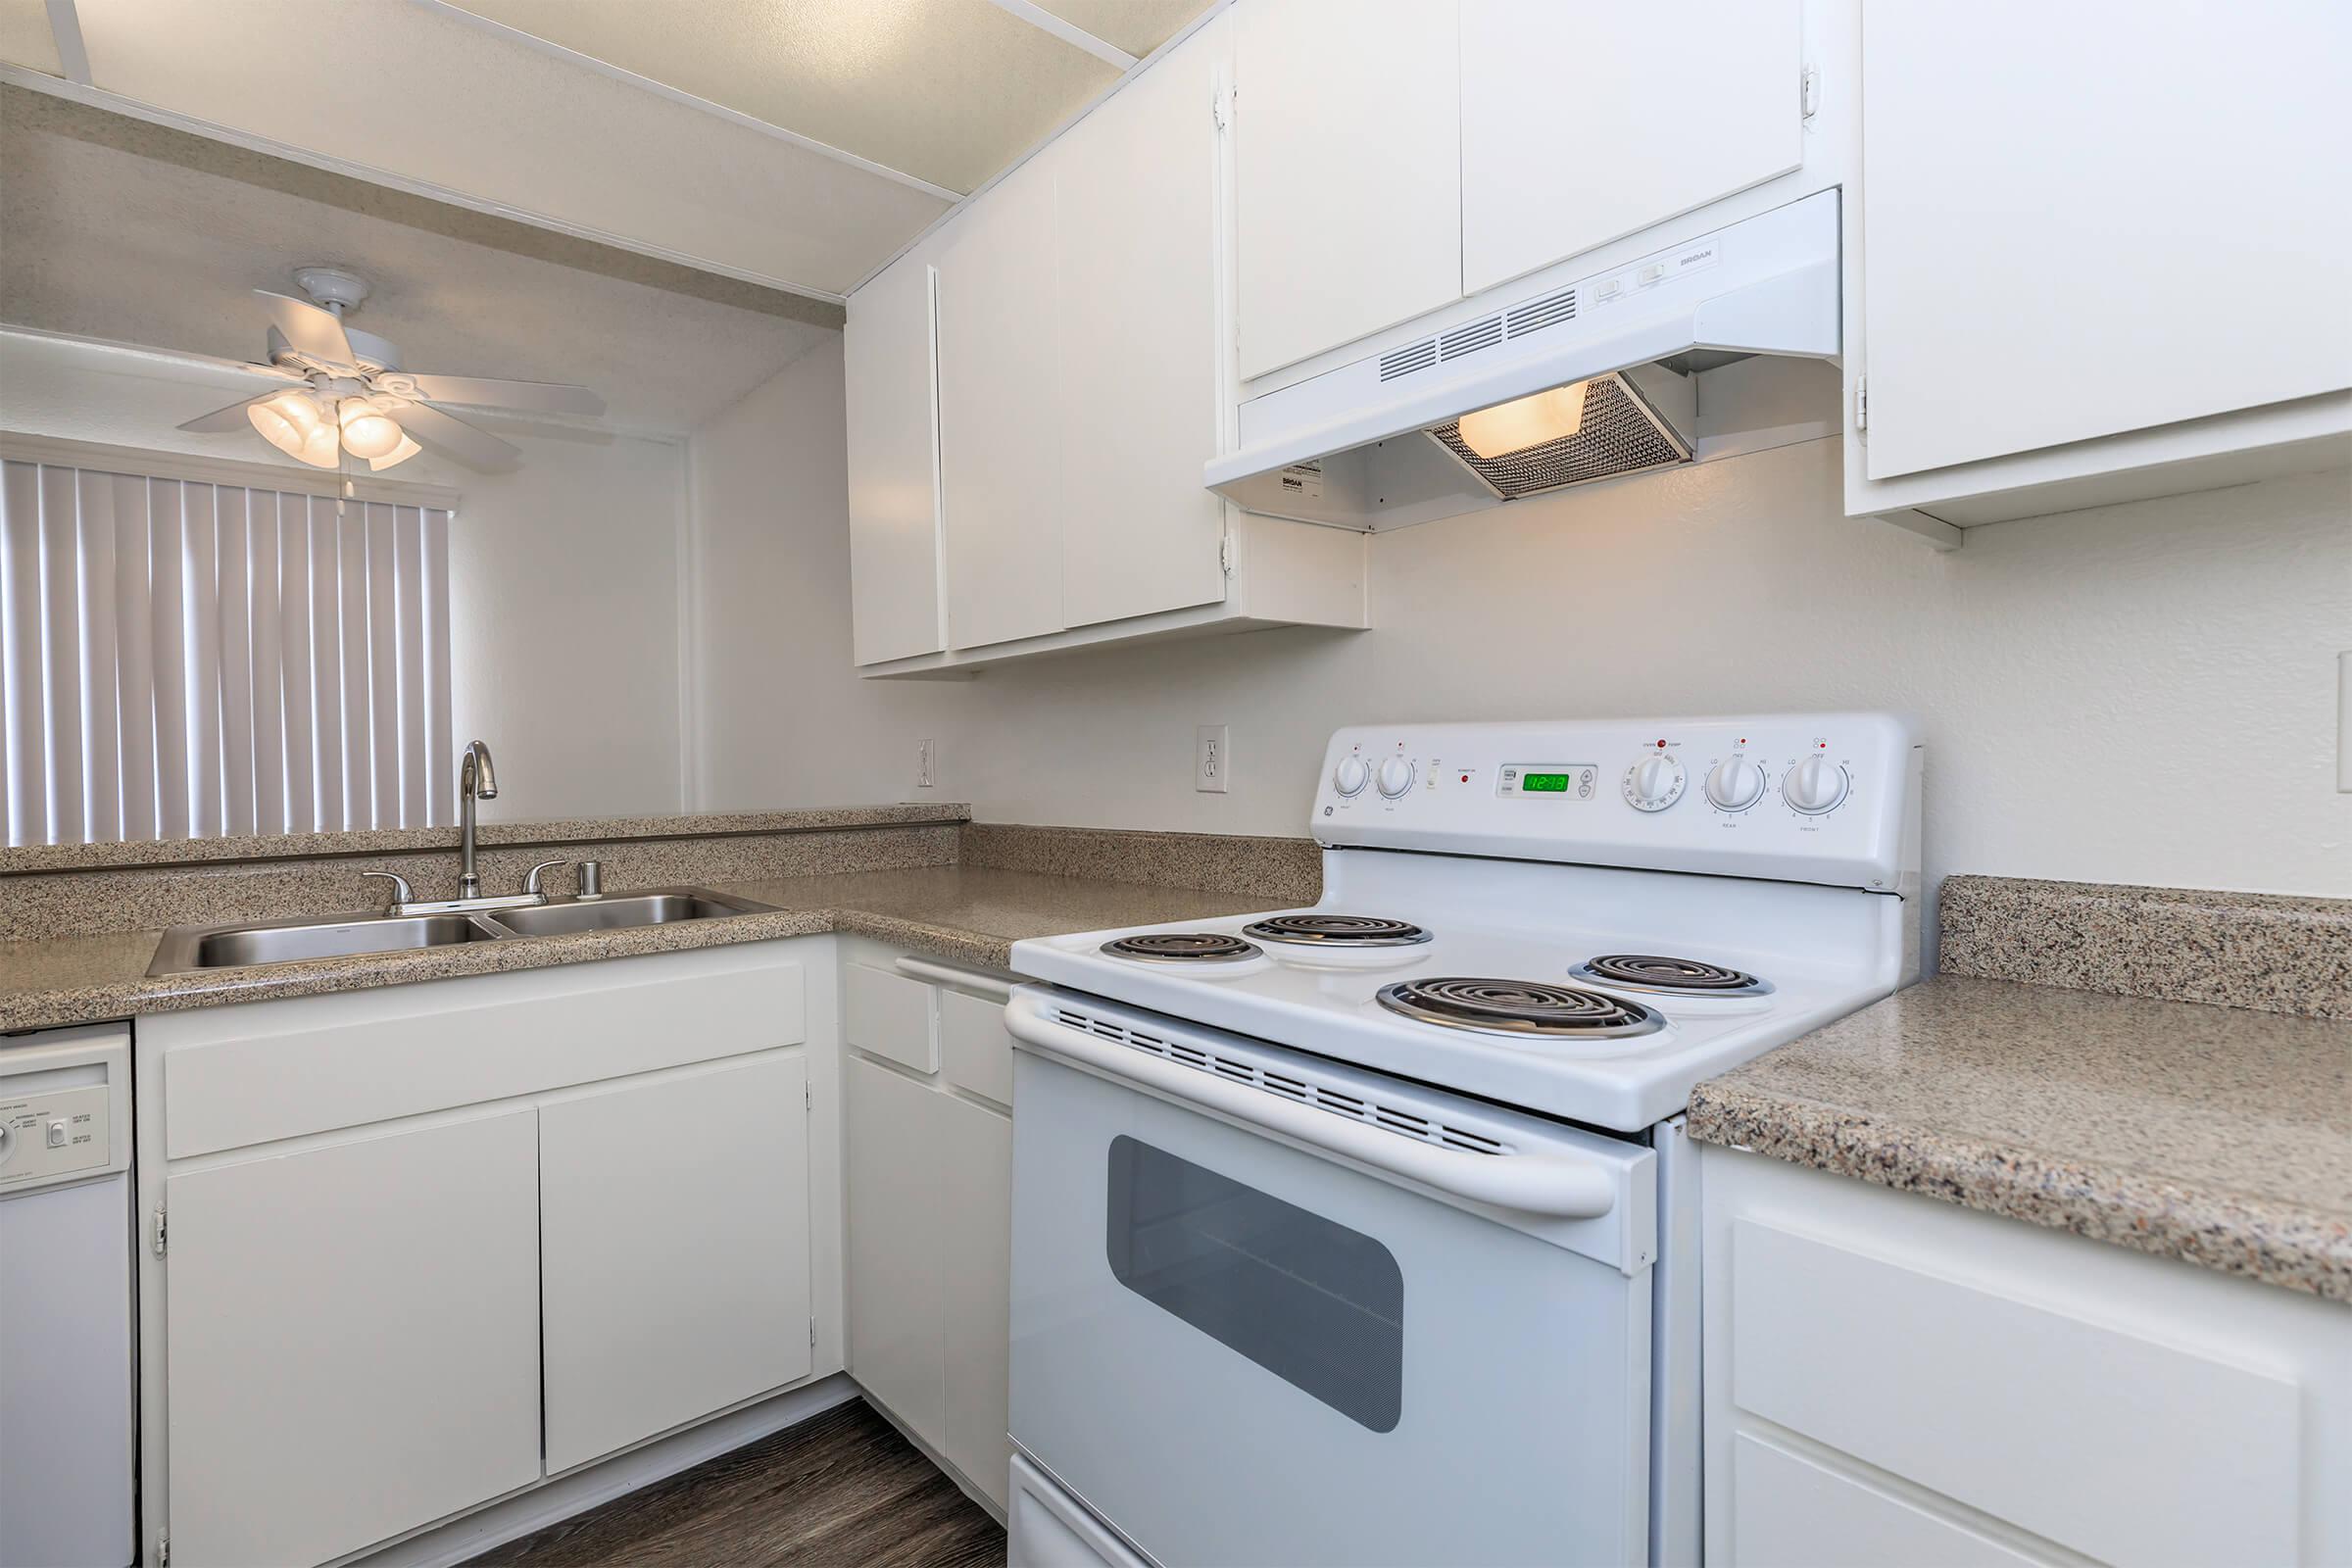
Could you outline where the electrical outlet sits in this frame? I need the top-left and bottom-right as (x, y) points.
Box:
(916, 738), (936, 790)
(1196, 724), (1230, 793)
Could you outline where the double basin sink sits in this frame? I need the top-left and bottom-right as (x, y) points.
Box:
(146, 887), (774, 975)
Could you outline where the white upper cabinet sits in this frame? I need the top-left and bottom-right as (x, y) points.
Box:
(1853, 0), (2352, 490)
(937, 150), (1067, 651)
(844, 253), (944, 664)
(1460, 1), (1806, 296)
(1055, 16), (1232, 630)
(1234, 0), (1463, 380)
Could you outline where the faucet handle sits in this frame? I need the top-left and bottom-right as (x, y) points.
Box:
(523, 859), (568, 898)
(361, 870), (415, 908)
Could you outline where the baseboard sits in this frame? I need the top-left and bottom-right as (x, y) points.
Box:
(349, 1374), (862, 1568)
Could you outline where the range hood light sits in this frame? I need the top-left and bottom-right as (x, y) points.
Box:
(1455, 381), (1589, 460)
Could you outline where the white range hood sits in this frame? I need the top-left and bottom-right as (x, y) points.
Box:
(1206, 190), (1842, 530)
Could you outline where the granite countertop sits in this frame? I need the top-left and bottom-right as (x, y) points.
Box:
(0, 865), (1293, 1033)
(1688, 976), (2352, 1301)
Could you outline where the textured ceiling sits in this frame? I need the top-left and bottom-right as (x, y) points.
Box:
(0, 87), (835, 433)
(0, 0), (1220, 301)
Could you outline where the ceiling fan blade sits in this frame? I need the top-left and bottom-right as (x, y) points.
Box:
(386, 401), (521, 473)
(402, 373), (605, 417)
(177, 394), (274, 432)
(254, 289), (355, 365)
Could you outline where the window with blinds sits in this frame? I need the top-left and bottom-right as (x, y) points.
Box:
(1, 452), (454, 848)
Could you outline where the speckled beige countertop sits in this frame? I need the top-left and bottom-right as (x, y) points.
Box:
(0, 865), (1294, 1033)
(1688, 976), (2352, 1301)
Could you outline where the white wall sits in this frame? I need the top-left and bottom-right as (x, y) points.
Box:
(1, 333), (693, 822)
(692, 347), (2348, 899)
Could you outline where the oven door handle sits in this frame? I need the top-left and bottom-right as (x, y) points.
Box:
(1006, 1001), (1618, 1219)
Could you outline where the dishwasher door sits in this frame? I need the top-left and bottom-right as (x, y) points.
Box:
(0, 1026), (135, 1568)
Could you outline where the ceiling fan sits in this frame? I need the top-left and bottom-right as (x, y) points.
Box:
(176, 267), (605, 474)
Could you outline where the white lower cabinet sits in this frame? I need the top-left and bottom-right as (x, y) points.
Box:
(842, 945), (1014, 1513)
(136, 944), (816, 1568)
(163, 1110), (543, 1568)
(1702, 1148), (2352, 1567)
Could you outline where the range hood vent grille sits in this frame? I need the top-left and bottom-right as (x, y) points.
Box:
(1505, 287), (1578, 337)
(1378, 340), (1438, 381)
(1429, 372), (1692, 499)
(1439, 315), (1503, 359)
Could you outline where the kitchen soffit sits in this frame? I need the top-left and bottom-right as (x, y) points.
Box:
(0, 0), (1218, 301)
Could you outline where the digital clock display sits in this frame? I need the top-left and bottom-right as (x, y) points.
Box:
(1519, 773), (1574, 793)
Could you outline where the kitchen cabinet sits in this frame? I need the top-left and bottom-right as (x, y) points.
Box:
(1459, 1), (1805, 296)
(845, 249), (943, 665)
(841, 944), (1015, 1513)
(136, 944), (816, 1567)
(847, 10), (1366, 677)
(937, 147), (1067, 652)
(540, 1056), (812, 1472)
(1701, 1150), (2351, 1566)
(1233, 0), (1461, 379)
(163, 1110), (542, 1568)
(1846, 0), (2352, 528)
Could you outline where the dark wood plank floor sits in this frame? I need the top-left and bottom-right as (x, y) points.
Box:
(468, 1399), (1005, 1568)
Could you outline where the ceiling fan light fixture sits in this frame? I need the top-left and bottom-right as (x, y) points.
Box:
(337, 397), (407, 461)
(368, 433), (424, 471)
(248, 389), (339, 468)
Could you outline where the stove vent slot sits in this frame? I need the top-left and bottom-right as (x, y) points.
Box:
(1439, 315), (1504, 360)
(1047, 1006), (1512, 1155)
(1506, 286), (1577, 337)
(1378, 339), (1438, 381)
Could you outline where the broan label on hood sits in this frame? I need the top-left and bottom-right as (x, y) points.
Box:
(1278, 462), (1325, 502)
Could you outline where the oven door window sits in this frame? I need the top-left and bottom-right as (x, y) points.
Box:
(1104, 1134), (1403, 1432)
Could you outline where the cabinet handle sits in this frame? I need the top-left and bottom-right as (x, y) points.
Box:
(893, 956), (1015, 1002)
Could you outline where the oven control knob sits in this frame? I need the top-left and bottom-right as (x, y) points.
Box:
(1375, 756), (1417, 799)
(1333, 756), (1370, 797)
(1622, 754), (1686, 811)
(1783, 753), (1851, 814)
(1704, 755), (1767, 811)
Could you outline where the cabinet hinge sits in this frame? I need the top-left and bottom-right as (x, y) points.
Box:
(1852, 374), (1869, 435)
(1213, 83), (1233, 131)
(1218, 532), (1237, 576)
(157, 1531), (171, 1566)
(1800, 64), (1820, 121)
(152, 1206), (167, 1257)
(809, 1318), (817, 1348)
(804, 1081), (811, 1112)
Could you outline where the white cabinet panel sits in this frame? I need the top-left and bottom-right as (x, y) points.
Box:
(939, 987), (1013, 1107)
(1730, 1434), (2057, 1568)
(1858, 0), (2352, 480)
(939, 1095), (1013, 1511)
(540, 1056), (812, 1473)
(846, 960), (939, 1075)
(1234, 0), (1461, 379)
(938, 154), (1065, 650)
(1055, 16), (1230, 629)
(1460, 0), (1803, 294)
(164, 1111), (541, 1568)
(846, 1054), (946, 1449)
(846, 253), (944, 664)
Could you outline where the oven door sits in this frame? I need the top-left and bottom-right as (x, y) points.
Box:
(1007, 987), (1656, 1568)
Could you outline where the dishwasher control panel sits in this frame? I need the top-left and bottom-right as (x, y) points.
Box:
(0, 1026), (128, 1191)
(0, 1083), (112, 1184)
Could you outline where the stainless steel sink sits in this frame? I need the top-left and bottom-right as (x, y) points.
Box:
(148, 911), (506, 973)
(146, 885), (772, 974)
(480, 888), (772, 938)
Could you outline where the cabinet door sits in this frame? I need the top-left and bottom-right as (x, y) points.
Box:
(1858, 0), (2352, 479)
(937, 154), (1065, 651)
(1054, 16), (1231, 629)
(846, 253), (945, 664)
(1234, 0), (1461, 379)
(939, 1094), (1013, 1511)
(540, 1056), (811, 1473)
(165, 1111), (541, 1568)
(1460, 0), (1803, 295)
(846, 1054), (946, 1448)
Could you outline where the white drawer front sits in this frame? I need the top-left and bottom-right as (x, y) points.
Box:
(1731, 1433), (2059, 1567)
(1730, 1219), (2300, 1566)
(845, 961), (938, 1075)
(939, 987), (1013, 1106)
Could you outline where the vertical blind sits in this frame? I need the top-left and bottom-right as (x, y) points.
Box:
(1, 456), (454, 848)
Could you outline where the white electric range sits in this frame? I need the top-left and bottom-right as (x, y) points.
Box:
(1002, 714), (1921, 1568)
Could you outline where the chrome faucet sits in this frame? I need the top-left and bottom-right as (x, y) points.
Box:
(458, 740), (498, 899)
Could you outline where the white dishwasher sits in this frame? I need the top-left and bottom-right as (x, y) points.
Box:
(0, 1025), (135, 1568)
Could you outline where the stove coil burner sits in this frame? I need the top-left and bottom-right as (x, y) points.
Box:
(1571, 954), (1773, 997)
(1377, 978), (1662, 1039)
(1100, 932), (1264, 963)
(1242, 914), (1433, 948)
